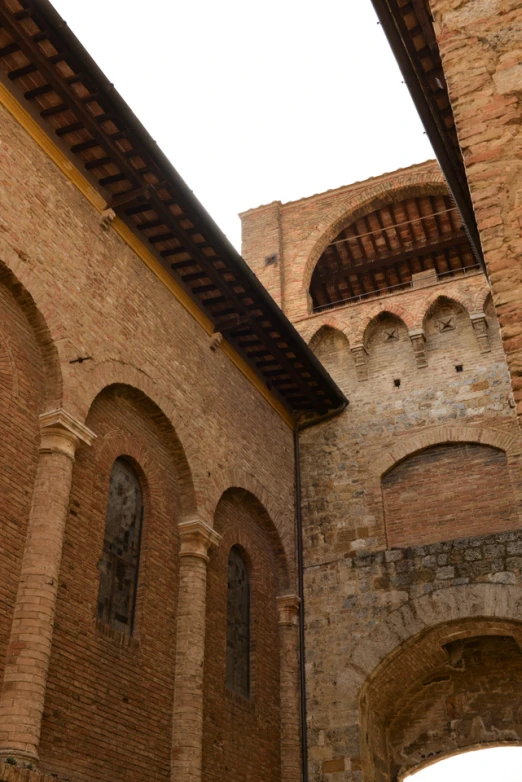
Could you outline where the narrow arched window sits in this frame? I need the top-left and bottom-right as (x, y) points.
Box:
(226, 546), (250, 697)
(96, 458), (143, 635)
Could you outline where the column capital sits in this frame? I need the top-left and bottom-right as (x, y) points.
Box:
(178, 519), (221, 562)
(39, 408), (96, 458)
(277, 594), (300, 626)
(408, 328), (426, 341)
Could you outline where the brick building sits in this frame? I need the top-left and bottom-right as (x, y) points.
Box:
(0, 2), (521, 782)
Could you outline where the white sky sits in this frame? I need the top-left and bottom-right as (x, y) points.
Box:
(50, 0), (434, 250)
(405, 746), (522, 782)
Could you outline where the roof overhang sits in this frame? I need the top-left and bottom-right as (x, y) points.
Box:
(0, 0), (347, 424)
(370, 0), (485, 275)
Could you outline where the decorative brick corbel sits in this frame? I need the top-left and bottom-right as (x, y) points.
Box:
(100, 208), (116, 230)
(408, 329), (428, 368)
(471, 312), (491, 352)
(351, 343), (368, 381)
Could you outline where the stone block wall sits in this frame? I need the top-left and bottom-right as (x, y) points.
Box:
(240, 159), (522, 779)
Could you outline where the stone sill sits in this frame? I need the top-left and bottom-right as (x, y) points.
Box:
(225, 687), (256, 714)
(94, 619), (140, 650)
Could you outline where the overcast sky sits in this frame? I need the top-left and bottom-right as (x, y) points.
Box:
(50, 0), (434, 250)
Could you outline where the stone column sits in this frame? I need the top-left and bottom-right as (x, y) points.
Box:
(171, 519), (221, 782)
(429, 0), (522, 415)
(0, 409), (95, 764)
(277, 594), (302, 782)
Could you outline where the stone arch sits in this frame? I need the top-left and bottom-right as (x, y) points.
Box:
(420, 291), (472, 330)
(209, 469), (292, 591)
(0, 242), (62, 410)
(84, 380), (198, 524)
(353, 585), (522, 781)
(287, 168), (447, 317)
(358, 304), (414, 346)
(371, 424), (521, 479)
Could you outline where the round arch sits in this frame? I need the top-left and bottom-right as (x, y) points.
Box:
(0, 239), (62, 410)
(84, 379), (199, 524)
(209, 469), (293, 591)
(287, 169), (447, 317)
(371, 424), (521, 479)
(352, 585), (522, 780)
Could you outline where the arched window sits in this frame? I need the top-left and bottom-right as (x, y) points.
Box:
(226, 546), (250, 697)
(96, 457), (143, 635)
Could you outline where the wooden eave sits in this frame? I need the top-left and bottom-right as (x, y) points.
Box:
(0, 0), (347, 420)
(310, 193), (479, 311)
(370, 0), (485, 273)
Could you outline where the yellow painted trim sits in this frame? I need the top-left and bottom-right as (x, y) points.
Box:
(0, 82), (293, 428)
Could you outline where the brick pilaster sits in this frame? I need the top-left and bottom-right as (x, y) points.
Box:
(0, 409), (95, 764)
(170, 519), (221, 782)
(277, 594), (302, 782)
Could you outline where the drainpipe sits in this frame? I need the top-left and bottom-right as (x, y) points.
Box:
(294, 401), (348, 781)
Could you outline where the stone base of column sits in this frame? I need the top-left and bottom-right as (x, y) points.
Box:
(0, 762), (59, 782)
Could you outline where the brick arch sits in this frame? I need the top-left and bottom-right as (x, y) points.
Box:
(352, 586), (522, 780)
(0, 238), (62, 410)
(287, 169), (446, 317)
(351, 583), (522, 682)
(420, 290), (473, 330)
(356, 303), (414, 345)
(209, 469), (293, 591)
(83, 377), (199, 524)
(472, 283), (493, 315)
(371, 424), (520, 479)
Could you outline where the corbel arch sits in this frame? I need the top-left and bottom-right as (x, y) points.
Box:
(420, 290), (472, 331)
(357, 304), (414, 346)
(287, 169), (447, 318)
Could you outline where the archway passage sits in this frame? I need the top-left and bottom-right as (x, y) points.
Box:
(405, 746), (522, 782)
(361, 621), (522, 781)
(309, 193), (478, 311)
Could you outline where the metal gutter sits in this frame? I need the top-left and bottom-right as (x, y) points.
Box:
(30, 0), (346, 414)
(369, 0), (486, 275)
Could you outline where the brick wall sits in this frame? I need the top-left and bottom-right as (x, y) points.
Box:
(0, 276), (43, 689)
(0, 93), (296, 782)
(203, 490), (283, 782)
(383, 442), (518, 548)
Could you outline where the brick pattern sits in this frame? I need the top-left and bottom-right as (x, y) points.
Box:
(383, 442), (518, 548)
(0, 281), (42, 696)
(0, 94), (298, 782)
(38, 387), (182, 782)
(203, 490), (282, 782)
